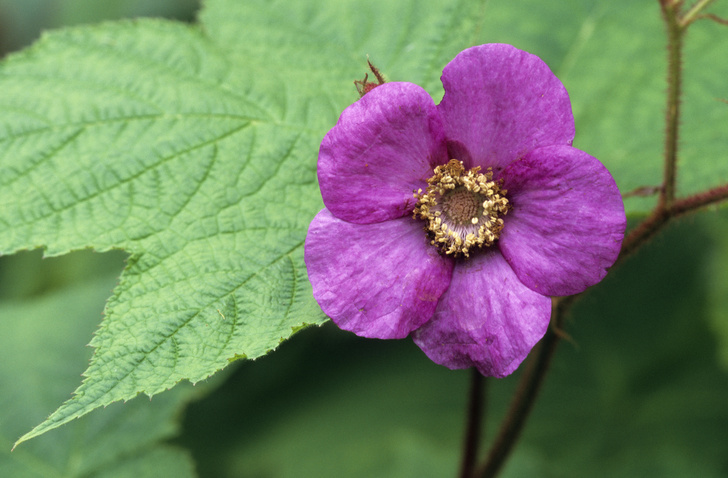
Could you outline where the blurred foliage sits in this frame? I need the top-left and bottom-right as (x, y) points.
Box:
(706, 211), (728, 370)
(0, 252), (201, 477)
(0, 0), (198, 55)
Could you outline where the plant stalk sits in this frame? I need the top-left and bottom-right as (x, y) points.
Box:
(459, 369), (486, 478)
(659, 0), (684, 210)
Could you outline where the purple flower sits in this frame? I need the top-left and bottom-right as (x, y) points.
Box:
(304, 44), (626, 377)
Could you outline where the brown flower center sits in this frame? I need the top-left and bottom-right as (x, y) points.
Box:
(413, 159), (510, 257)
(441, 188), (481, 225)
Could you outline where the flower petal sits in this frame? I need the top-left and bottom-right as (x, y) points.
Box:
(438, 44), (575, 173)
(412, 251), (551, 378)
(318, 82), (448, 224)
(498, 145), (626, 297)
(305, 209), (453, 339)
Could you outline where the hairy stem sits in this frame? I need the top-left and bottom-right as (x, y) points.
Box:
(659, 0), (684, 210)
(622, 182), (728, 259)
(672, 183), (728, 214)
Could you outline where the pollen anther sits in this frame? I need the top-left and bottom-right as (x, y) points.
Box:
(413, 159), (510, 257)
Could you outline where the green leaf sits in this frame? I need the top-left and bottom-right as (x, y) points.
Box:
(1, 14), (329, 445)
(2, 0), (727, 446)
(0, 269), (197, 477)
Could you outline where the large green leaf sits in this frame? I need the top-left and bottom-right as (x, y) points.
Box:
(1, 0), (726, 446)
(1, 15), (328, 445)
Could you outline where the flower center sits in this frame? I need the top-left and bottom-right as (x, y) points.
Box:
(413, 159), (510, 257)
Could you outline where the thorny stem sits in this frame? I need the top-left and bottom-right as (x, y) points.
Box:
(659, 0), (683, 210)
(622, 182), (728, 258)
(671, 183), (728, 214)
(459, 370), (486, 478)
(469, 2), (728, 477)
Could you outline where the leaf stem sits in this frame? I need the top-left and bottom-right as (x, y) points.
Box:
(671, 182), (728, 214)
(459, 369), (486, 478)
(696, 13), (728, 25)
(622, 181), (728, 258)
(680, 0), (716, 26)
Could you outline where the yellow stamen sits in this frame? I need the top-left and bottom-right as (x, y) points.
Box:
(413, 159), (510, 257)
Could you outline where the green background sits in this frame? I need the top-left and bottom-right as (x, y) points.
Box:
(1, 0), (727, 476)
